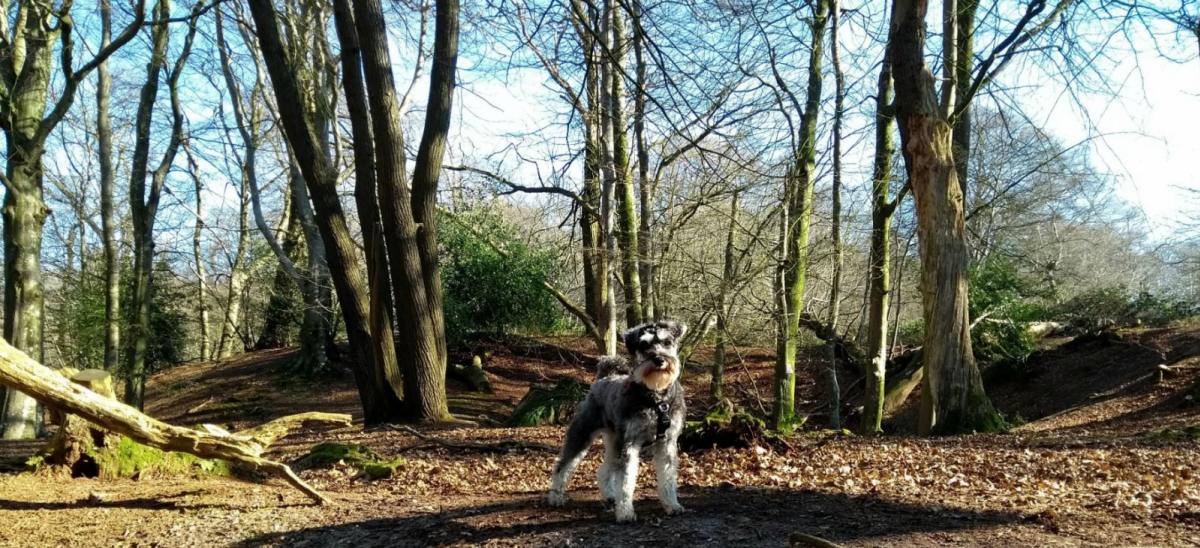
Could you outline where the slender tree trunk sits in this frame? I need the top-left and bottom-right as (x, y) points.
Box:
(608, 0), (642, 326)
(631, 0), (654, 321)
(98, 0), (121, 373)
(599, 1), (619, 355)
(126, 0), (197, 407)
(571, 0), (612, 353)
(951, 0), (978, 201)
(331, 0), (405, 402)
(712, 192), (739, 402)
(184, 147), (212, 360)
(863, 49), (897, 435)
(217, 170), (251, 359)
(824, 0), (844, 430)
(888, 0), (1001, 435)
(773, 0), (829, 430)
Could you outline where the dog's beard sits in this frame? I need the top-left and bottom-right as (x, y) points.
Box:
(635, 359), (678, 391)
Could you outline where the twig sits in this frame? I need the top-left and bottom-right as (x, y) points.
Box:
(389, 425), (556, 453)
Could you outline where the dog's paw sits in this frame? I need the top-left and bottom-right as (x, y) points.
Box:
(614, 507), (638, 523)
(547, 491), (569, 507)
(662, 502), (686, 516)
(602, 497), (616, 509)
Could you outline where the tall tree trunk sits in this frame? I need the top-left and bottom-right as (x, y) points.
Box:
(712, 192), (739, 402)
(349, 0), (453, 422)
(951, 0), (978, 202)
(248, 0), (405, 423)
(571, 0), (612, 353)
(217, 169), (251, 359)
(773, 0), (828, 430)
(98, 0), (121, 373)
(608, 0), (642, 326)
(184, 146), (212, 361)
(631, 0), (654, 321)
(824, 0), (844, 430)
(126, 0), (198, 408)
(409, 0), (460, 418)
(599, 0), (619, 354)
(888, 0), (1001, 435)
(331, 0), (405, 402)
(863, 48), (897, 435)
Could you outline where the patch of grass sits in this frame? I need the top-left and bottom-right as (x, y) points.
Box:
(508, 379), (588, 426)
(92, 437), (231, 479)
(299, 443), (405, 480)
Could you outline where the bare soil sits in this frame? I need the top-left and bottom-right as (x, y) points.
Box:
(2, 327), (1199, 547)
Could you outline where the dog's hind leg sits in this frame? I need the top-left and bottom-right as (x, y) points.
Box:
(596, 429), (618, 505)
(654, 440), (685, 515)
(612, 444), (641, 522)
(548, 406), (599, 507)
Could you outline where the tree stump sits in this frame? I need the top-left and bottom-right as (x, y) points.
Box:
(41, 369), (120, 477)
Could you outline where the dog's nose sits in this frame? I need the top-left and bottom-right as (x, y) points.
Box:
(652, 355), (666, 367)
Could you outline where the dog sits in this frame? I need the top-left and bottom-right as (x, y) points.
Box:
(547, 320), (688, 522)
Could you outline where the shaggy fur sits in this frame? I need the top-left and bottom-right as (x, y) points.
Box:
(547, 320), (688, 522)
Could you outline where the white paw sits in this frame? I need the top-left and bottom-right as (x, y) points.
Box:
(662, 502), (686, 516)
(614, 507), (638, 523)
(547, 490), (568, 507)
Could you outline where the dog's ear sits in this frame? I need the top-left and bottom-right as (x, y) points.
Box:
(623, 324), (645, 355)
(661, 320), (687, 340)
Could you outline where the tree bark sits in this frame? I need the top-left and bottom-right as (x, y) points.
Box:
(631, 0), (654, 321)
(608, 0), (642, 327)
(712, 192), (739, 402)
(184, 146), (213, 360)
(888, 0), (1002, 435)
(98, 0), (121, 373)
(330, 0), (405, 402)
(248, 0), (404, 423)
(825, 0), (845, 430)
(125, 0), (200, 408)
(342, 0), (453, 422)
(863, 47), (897, 435)
(773, 0), (829, 430)
(409, 0), (460, 420)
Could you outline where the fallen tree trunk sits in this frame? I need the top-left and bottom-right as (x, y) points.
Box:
(0, 339), (348, 504)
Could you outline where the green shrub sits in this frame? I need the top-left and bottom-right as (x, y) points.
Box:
(440, 207), (564, 344)
(299, 442), (405, 479)
(969, 258), (1039, 368)
(1056, 286), (1196, 331)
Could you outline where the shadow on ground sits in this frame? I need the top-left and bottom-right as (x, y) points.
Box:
(236, 485), (1027, 547)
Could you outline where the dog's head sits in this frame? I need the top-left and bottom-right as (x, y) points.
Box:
(623, 320), (687, 392)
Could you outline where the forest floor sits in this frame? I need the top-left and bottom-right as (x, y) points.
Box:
(2, 327), (1199, 547)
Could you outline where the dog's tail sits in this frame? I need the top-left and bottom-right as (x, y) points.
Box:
(595, 355), (629, 379)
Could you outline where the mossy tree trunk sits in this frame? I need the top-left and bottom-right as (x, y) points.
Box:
(608, 0), (642, 327)
(773, 0), (829, 430)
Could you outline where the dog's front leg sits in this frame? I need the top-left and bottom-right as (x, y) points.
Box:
(597, 429), (618, 505)
(654, 441), (685, 515)
(612, 444), (640, 522)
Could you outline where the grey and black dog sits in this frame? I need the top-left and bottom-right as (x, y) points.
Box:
(547, 320), (687, 522)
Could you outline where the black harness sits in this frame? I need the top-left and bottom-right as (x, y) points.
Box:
(626, 381), (673, 445)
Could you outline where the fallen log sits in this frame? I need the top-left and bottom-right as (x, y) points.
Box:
(0, 339), (349, 504)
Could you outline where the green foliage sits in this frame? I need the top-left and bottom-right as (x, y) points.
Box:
(969, 258), (1040, 368)
(299, 443), (404, 480)
(440, 207), (564, 343)
(91, 436), (231, 479)
(508, 379), (588, 426)
(1145, 425), (1200, 442)
(1056, 286), (1197, 331)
